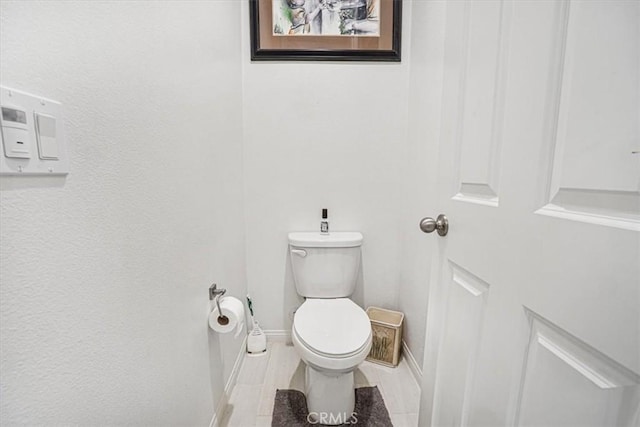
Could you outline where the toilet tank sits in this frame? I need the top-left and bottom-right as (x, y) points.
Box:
(288, 232), (363, 298)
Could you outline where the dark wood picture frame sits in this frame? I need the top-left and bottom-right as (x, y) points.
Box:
(249, 0), (402, 62)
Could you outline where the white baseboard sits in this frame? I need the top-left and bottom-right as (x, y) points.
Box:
(263, 329), (291, 343)
(402, 340), (422, 386)
(209, 388), (227, 427)
(209, 334), (248, 427)
(225, 334), (248, 395)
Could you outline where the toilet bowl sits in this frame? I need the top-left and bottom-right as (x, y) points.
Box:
(293, 298), (372, 371)
(288, 231), (369, 425)
(292, 298), (372, 422)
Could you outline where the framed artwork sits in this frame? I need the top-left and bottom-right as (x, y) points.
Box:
(249, 0), (402, 62)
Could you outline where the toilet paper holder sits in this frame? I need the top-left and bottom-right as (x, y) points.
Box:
(209, 284), (229, 326)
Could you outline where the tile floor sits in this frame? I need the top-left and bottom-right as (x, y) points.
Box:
(219, 340), (420, 427)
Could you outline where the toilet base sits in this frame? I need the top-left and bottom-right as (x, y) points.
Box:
(305, 364), (356, 425)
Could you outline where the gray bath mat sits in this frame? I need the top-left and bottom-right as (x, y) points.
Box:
(271, 386), (393, 426)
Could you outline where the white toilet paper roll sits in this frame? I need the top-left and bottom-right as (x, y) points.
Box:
(209, 296), (245, 338)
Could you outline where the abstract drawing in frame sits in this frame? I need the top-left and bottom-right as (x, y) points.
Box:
(249, 0), (402, 61)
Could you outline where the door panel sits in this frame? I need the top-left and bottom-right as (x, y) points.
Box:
(455, 0), (509, 206)
(540, 0), (640, 228)
(516, 311), (640, 427)
(420, 1), (640, 426)
(432, 262), (490, 426)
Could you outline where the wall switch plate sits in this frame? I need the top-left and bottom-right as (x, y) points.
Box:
(1, 125), (31, 159)
(35, 113), (59, 159)
(0, 86), (69, 175)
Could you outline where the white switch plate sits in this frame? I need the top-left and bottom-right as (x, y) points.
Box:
(35, 113), (59, 159)
(0, 86), (69, 175)
(2, 126), (31, 159)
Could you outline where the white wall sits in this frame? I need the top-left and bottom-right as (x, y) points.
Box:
(240, 2), (413, 334)
(238, 0), (445, 375)
(397, 0), (447, 371)
(0, 1), (246, 425)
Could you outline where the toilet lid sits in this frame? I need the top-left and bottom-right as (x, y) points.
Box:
(294, 298), (371, 357)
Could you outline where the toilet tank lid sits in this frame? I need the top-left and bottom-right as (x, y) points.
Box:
(288, 232), (363, 248)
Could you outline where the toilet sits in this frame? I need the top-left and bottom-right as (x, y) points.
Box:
(288, 231), (372, 425)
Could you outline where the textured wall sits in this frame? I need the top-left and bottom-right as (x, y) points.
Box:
(240, 2), (412, 334)
(0, 1), (246, 425)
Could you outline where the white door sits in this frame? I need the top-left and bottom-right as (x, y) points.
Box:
(419, 1), (640, 426)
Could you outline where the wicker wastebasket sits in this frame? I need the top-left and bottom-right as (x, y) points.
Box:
(366, 307), (404, 367)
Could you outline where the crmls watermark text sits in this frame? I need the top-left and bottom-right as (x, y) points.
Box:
(307, 412), (359, 424)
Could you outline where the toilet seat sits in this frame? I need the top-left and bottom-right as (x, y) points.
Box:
(293, 298), (372, 371)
